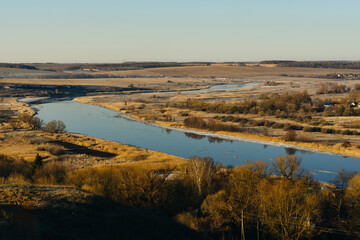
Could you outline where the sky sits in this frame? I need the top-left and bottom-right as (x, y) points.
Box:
(1, 0), (359, 63)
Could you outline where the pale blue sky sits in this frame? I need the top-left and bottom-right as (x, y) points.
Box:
(1, 0), (359, 63)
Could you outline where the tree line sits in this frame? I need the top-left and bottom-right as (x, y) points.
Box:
(259, 61), (360, 69)
(176, 90), (360, 117)
(1, 153), (360, 239)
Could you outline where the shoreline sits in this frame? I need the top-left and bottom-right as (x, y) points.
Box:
(73, 98), (360, 160)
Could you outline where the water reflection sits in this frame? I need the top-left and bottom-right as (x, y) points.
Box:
(285, 147), (298, 156)
(207, 136), (233, 144)
(184, 132), (206, 140)
(184, 133), (234, 144)
(300, 149), (313, 155)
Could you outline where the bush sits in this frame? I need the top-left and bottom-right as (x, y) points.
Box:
(9, 119), (21, 130)
(0, 154), (31, 179)
(264, 121), (275, 127)
(19, 113), (33, 124)
(29, 116), (44, 130)
(6, 174), (29, 184)
(43, 120), (66, 133)
(179, 111), (190, 117)
(272, 123), (285, 129)
(341, 130), (353, 135)
(303, 126), (321, 132)
(284, 130), (297, 141)
(175, 212), (199, 231)
(47, 146), (65, 156)
(342, 140), (351, 148)
(33, 162), (68, 185)
(283, 124), (290, 131)
(290, 125), (303, 130)
(253, 120), (265, 126)
(321, 128), (335, 134)
(184, 116), (207, 129)
(296, 133), (315, 142)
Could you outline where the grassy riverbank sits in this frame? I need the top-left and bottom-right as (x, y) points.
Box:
(0, 98), (187, 170)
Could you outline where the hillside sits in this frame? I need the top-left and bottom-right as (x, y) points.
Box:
(0, 184), (204, 240)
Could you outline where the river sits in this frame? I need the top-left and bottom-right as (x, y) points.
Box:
(34, 100), (360, 182)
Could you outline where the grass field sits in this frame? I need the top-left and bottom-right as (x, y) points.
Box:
(0, 67), (49, 74)
(89, 64), (360, 77)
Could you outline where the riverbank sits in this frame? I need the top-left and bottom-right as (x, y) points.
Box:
(0, 98), (188, 170)
(74, 97), (360, 159)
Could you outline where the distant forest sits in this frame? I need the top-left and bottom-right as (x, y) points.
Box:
(2, 61), (360, 71)
(260, 61), (360, 69)
(32, 62), (212, 72)
(0, 63), (37, 70)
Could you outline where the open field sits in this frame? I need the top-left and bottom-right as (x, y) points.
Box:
(84, 64), (360, 78)
(0, 77), (206, 89)
(0, 67), (49, 75)
(2, 63), (360, 88)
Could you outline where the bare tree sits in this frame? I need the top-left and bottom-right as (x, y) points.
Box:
(272, 155), (305, 181)
(187, 156), (216, 197)
(257, 179), (319, 240)
(43, 120), (66, 133)
(29, 116), (44, 130)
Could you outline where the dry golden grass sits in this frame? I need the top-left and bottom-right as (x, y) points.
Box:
(3, 64), (360, 88)
(0, 77), (203, 87)
(0, 128), (187, 169)
(91, 64), (360, 78)
(38, 132), (188, 170)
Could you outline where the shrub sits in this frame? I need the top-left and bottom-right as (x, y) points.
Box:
(290, 125), (303, 130)
(296, 133), (315, 142)
(341, 130), (353, 135)
(47, 146), (65, 156)
(43, 120), (66, 133)
(283, 124), (291, 131)
(342, 140), (351, 148)
(29, 116), (44, 130)
(179, 111), (190, 117)
(253, 120), (265, 126)
(303, 126), (321, 132)
(184, 116), (207, 129)
(33, 162), (68, 185)
(9, 119), (21, 130)
(164, 114), (173, 122)
(272, 123), (285, 129)
(264, 121), (275, 127)
(175, 212), (199, 231)
(6, 174), (29, 184)
(19, 113), (33, 124)
(284, 130), (297, 141)
(0, 154), (31, 179)
(321, 128), (335, 134)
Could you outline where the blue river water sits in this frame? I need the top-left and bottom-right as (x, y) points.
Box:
(35, 100), (360, 182)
